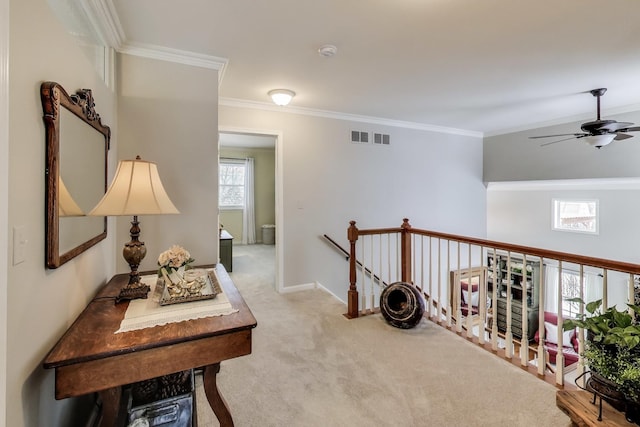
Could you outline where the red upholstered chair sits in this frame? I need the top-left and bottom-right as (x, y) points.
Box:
(534, 311), (580, 367)
(460, 280), (480, 317)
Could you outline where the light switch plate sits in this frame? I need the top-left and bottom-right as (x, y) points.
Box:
(13, 225), (27, 265)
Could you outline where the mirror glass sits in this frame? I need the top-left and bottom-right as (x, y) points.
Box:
(42, 81), (110, 268)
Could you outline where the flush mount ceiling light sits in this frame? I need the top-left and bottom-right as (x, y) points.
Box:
(268, 89), (295, 106)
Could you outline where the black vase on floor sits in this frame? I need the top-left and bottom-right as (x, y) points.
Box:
(380, 282), (425, 329)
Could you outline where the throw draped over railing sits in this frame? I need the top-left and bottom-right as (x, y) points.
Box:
(345, 218), (640, 386)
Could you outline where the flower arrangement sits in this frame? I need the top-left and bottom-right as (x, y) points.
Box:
(157, 245), (195, 276)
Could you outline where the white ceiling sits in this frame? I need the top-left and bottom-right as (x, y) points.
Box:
(100, 0), (640, 136)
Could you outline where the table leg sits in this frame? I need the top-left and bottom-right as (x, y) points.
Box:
(98, 386), (122, 427)
(203, 363), (234, 427)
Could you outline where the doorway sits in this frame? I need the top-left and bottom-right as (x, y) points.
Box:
(218, 129), (281, 291)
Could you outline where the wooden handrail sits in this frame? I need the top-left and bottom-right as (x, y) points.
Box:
(351, 224), (640, 274)
(322, 234), (349, 260)
(408, 227), (640, 275)
(322, 234), (388, 289)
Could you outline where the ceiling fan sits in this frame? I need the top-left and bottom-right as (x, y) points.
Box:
(529, 88), (640, 148)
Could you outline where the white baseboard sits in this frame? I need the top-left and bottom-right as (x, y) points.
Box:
(278, 281), (347, 305)
(278, 282), (316, 293)
(315, 281), (347, 304)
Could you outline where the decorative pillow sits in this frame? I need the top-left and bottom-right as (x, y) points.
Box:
(544, 321), (573, 346)
(462, 290), (480, 307)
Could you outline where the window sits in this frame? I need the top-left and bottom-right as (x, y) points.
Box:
(219, 161), (245, 209)
(552, 199), (598, 234)
(560, 271), (582, 318)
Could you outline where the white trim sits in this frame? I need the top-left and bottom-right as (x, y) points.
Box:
(220, 97), (483, 138)
(119, 42), (227, 82)
(316, 281), (348, 304)
(278, 283), (317, 294)
(79, 0), (125, 48)
(0, 0), (8, 423)
(486, 177), (640, 192)
(104, 46), (116, 90)
(219, 126), (285, 293)
(552, 198), (599, 235)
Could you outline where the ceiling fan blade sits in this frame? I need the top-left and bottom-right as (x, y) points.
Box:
(614, 133), (633, 141)
(598, 121), (634, 132)
(540, 136), (580, 147)
(529, 133), (586, 139)
(616, 126), (640, 133)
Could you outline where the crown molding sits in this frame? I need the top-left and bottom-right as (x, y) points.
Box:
(119, 42), (228, 82)
(219, 98), (483, 137)
(80, 0), (125, 48)
(80, 0), (227, 83)
(487, 177), (640, 191)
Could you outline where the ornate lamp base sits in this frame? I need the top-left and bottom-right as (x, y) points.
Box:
(116, 280), (151, 304)
(115, 215), (151, 304)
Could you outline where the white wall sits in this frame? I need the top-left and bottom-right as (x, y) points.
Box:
(220, 105), (487, 298)
(487, 180), (640, 305)
(0, 0), (8, 424)
(117, 54), (219, 273)
(8, 0), (117, 425)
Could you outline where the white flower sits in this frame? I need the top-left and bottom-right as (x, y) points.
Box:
(158, 245), (194, 270)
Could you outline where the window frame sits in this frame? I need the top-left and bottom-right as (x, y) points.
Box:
(219, 159), (246, 210)
(552, 198), (599, 235)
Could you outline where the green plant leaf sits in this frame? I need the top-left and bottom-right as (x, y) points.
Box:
(586, 299), (603, 315)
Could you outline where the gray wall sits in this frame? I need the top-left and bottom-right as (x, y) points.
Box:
(220, 105), (487, 298)
(8, 0), (117, 425)
(117, 54), (219, 272)
(484, 110), (640, 182)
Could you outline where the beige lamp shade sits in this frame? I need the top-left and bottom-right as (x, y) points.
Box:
(88, 157), (179, 216)
(58, 176), (85, 217)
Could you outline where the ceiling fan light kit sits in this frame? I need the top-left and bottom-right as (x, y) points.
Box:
(530, 88), (640, 148)
(584, 134), (616, 148)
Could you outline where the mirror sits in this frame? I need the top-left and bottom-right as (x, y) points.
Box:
(41, 81), (110, 268)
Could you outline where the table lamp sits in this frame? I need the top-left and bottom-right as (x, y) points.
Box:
(89, 156), (179, 303)
(58, 176), (84, 217)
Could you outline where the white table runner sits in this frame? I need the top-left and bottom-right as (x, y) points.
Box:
(116, 271), (238, 333)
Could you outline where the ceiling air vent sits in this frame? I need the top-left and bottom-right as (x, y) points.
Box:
(373, 133), (390, 145)
(351, 130), (369, 144)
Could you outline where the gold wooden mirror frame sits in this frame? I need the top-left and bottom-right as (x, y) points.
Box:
(41, 81), (110, 268)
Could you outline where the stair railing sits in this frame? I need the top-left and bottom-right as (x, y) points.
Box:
(346, 218), (640, 388)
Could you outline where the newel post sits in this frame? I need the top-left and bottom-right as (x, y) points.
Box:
(346, 220), (359, 319)
(401, 218), (412, 283)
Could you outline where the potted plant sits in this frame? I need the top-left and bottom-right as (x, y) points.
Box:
(563, 298), (640, 423)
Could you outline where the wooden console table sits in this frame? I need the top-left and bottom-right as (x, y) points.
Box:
(43, 264), (256, 427)
(556, 390), (633, 426)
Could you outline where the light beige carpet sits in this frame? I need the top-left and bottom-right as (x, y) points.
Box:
(196, 244), (571, 427)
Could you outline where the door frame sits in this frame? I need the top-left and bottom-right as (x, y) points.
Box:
(218, 126), (284, 292)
